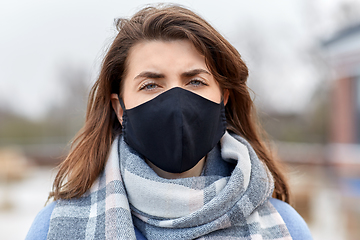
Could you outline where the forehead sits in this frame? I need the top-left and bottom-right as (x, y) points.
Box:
(125, 40), (207, 73)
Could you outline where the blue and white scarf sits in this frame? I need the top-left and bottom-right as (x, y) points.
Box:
(47, 132), (292, 239)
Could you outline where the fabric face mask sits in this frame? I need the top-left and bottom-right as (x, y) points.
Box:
(119, 87), (226, 173)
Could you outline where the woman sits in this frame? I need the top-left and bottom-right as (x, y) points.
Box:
(26, 4), (312, 240)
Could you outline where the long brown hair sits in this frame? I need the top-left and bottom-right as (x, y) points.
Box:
(49, 4), (290, 203)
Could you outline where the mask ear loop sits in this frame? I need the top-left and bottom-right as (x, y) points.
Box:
(117, 94), (126, 111)
(117, 94), (126, 127)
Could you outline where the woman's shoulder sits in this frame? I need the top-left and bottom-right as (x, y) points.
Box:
(269, 198), (313, 240)
(25, 198), (312, 240)
(25, 201), (56, 240)
(25, 201), (148, 240)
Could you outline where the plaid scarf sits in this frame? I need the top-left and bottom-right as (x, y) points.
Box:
(47, 132), (291, 240)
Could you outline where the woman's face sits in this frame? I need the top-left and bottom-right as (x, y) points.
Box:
(111, 40), (228, 178)
(111, 40), (228, 118)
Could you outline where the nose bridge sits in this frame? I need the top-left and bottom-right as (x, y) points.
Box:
(166, 74), (183, 90)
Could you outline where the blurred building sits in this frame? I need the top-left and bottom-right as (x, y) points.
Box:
(322, 22), (360, 239)
(324, 23), (360, 165)
(269, 22), (360, 239)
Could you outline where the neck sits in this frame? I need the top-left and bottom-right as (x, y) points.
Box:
(145, 157), (206, 179)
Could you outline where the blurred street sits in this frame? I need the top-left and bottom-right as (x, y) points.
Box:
(0, 166), (55, 240)
(1, 154), (358, 239)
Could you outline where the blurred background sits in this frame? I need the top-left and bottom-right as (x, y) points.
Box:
(1, 0), (360, 239)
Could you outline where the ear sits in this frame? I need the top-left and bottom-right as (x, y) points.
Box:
(223, 89), (230, 106)
(110, 93), (124, 124)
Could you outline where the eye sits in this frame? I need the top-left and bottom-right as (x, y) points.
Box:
(188, 79), (208, 87)
(139, 82), (159, 91)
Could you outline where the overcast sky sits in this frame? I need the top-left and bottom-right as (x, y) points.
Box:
(0, 0), (351, 119)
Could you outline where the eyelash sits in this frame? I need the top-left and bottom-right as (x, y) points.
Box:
(139, 78), (208, 91)
(139, 81), (159, 91)
(188, 79), (208, 87)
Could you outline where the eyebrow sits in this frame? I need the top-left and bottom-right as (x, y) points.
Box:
(181, 69), (211, 78)
(134, 72), (165, 80)
(134, 69), (211, 80)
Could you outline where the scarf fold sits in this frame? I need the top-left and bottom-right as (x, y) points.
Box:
(47, 132), (292, 240)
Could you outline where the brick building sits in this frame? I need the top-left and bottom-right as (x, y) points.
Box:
(324, 23), (360, 164)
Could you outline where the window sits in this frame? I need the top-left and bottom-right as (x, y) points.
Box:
(356, 76), (360, 143)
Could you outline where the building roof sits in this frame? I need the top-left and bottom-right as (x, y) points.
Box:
(323, 22), (360, 47)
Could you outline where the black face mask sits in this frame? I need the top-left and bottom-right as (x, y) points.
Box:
(119, 87), (226, 173)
